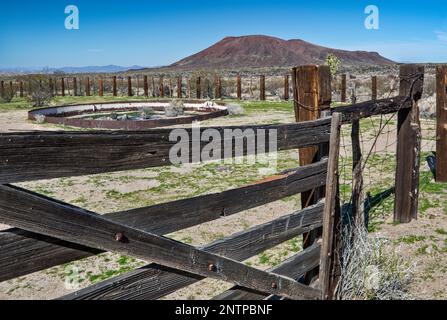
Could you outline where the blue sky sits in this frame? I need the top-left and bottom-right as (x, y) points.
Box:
(1, 0), (447, 68)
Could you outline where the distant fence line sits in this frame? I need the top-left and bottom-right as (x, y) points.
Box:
(0, 73), (392, 103)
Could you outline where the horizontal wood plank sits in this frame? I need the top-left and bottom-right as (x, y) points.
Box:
(0, 184), (321, 300)
(0, 119), (331, 184)
(334, 96), (412, 123)
(0, 160), (327, 282)
(212, 242), (321, 300)
(62, 203), (324, 300)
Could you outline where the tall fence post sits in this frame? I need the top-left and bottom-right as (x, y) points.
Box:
(196, 77), (201, 99)
(351, 118), (363, 225)
(98, 78), (104, 97)
(394, 64), (424, 223)
(341, 74), (347, 103)
(85, 77), (91, 96)
(73, 78), (78, 96)
(320, 112), (342, 300)
(236, 75), (242, 100)
(293, 65), (332, 284)
(61, 78), (65, 97)
(112, 76), (117, 96)
(436, 66), (447, 182)
(259, 75), (266, 101)
(371, 75), (377, 101)
(127, 76), (132, 97)
(177, 77), (182, 98)
(143, 75), (149, 97)
(0, 80), (4, 97)
(284, 75), (289, 101)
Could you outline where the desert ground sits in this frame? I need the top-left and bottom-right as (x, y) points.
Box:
(0, 75), (446, 300)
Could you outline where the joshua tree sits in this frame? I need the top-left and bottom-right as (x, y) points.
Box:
(326, 53), (341, 76)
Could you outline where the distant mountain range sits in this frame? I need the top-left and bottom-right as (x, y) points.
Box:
(0, 65), (145, 75)
(1, 35), (395, 75)
(168, 35), (394, 70)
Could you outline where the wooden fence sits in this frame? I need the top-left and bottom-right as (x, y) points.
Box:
(2, 73), (387, 102)
(0, 112), (344, 300)
(0, 63), (438, 300)
(437, 66), (447, 182)
(335, 64), (425, 224)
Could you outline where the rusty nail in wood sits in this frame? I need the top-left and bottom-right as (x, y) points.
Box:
(271, 283), (278, 289)
(115, 232), (124, 242)
(208, 264), (216, 272)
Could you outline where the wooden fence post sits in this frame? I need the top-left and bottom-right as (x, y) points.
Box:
(394, 64), (424, 223)
(112, 76), (117, 96)
(260, 75), (266, 101)
(0, 81), (4, 97)
(9, 81), (13, 97)
(143, 75), (149, 97)
(177, 77), (182, 98)
(127, 76), (132, 96)
(341, 74), (347, 103)
(436, 66), (447, 182)
(196, 77), (201, 99)
(61, 78), (65, 97)
(320, 112), (342, 300)
(237, 75), (242, 100)
(284, 75), (289, 101)
(371, 76), (377, 101)
(293, 65), (332, 283)
(99, 79), (104, 97)
(351, 118), (364, 226)
(73, 78), (78, 96)
(19, 81), (23, 97)
(85, 77), (91, 96)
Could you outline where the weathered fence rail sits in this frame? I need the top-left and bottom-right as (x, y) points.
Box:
(0, 105), (342, 300)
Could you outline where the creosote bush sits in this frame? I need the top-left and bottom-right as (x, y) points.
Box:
(336, 223), (414, 300)
(227, 103), (245, 116)
(0, 88), (14, 103)
(35, 114), (46, 124)
(27, 79), (53, 107)
(165, 99), (185, 117)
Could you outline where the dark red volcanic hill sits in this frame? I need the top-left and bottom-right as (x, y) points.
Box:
(170, 35), (394, 69)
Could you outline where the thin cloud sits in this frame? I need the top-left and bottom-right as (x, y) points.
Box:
(87, 49), (103, 53)
(435, 30), (447, 41)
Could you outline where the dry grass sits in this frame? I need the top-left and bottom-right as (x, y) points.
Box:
(336, 223), (414, 300)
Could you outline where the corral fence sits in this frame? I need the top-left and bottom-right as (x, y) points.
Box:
(1, 71), (397, 103)
(0, 73), (384, 103)
(0, 63), (445, 300)
(0, 74), (291, 101)
(0, 113), (342, 300)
